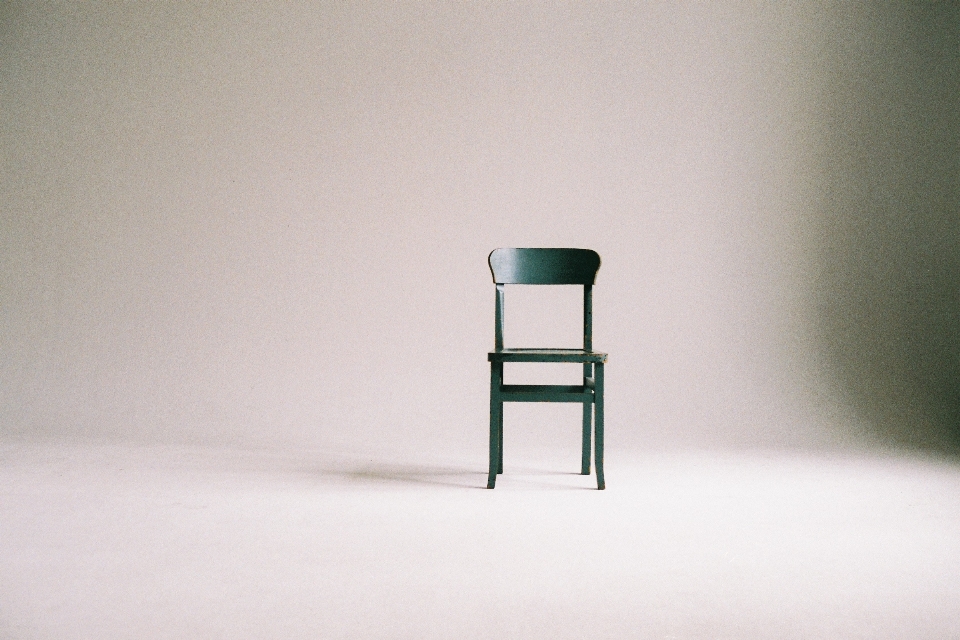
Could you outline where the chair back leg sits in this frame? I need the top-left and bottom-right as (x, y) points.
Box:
(581, 363), (592, 475)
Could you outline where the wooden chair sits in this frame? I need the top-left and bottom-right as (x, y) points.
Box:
(486, 248), (607, 490)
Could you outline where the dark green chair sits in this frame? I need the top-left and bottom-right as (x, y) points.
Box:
(486, 248), (607, 490)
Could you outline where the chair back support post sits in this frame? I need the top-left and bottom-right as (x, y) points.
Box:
(583, 284), (592, 351)
(583, 283), (593, 389)
(495, 284), (505, 351)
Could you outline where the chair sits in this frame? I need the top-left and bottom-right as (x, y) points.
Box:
(486, 248), (607, 490)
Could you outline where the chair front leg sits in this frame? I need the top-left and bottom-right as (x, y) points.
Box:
(498, 395), (504, 474)
(487, 361), (502, 489)
(594, 362), (605, 490)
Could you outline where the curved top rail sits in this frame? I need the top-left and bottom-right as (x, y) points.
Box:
(488, 248), (601, 285)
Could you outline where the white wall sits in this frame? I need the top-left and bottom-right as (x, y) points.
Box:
(2, 3), (956, 456)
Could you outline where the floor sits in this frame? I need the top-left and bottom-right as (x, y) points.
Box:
(2, 443), (959, 639)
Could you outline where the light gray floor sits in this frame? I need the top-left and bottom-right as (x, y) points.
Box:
(2, 444), (959, 639)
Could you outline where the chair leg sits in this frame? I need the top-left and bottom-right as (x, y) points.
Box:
(594, 362), (605, 490)
(487, 362), (502, 489)
(581, 402), (591, 475)
(581, 363), (592, 475)
(498, 402), (504, 474)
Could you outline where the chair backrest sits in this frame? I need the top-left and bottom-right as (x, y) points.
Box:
(488, 248), (601, 351)
(488, 248), (601, 285)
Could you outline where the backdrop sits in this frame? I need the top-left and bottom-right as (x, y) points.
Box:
(2, 2), (957, 457)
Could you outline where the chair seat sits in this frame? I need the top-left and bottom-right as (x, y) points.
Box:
(488, 348), (607, 363)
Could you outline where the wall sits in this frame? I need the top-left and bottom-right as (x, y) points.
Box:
(813, 4), (960, 452)
(2, 3), (957, 456)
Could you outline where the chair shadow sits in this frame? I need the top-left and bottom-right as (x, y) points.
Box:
(210, 449), (597, 490)
(338, 463), (487, 489)
(329, 462), (595, 490)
